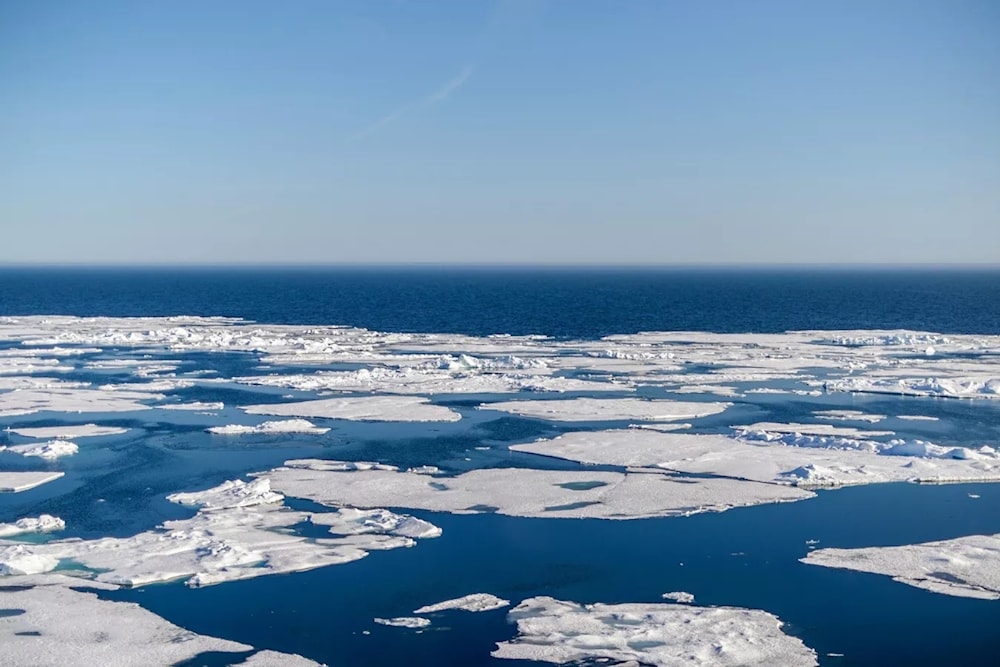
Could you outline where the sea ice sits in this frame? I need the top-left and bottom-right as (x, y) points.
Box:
(207, 419), (330, 435)
(243, 395), (461, 422)
(0, 387), (157, 417)
(158, 401), (226, 411)
(166, 478), (285, 511)
(662, 591), (695, 603)
(310, 508), (442, 539)
(0, 472), (65, 493)
(802, 533), (1000, 599)
(413, 593), (509, 614)
(0, 514), (65, 538)
(8, 424), (129, 439)
(813, 410), (886, 423)
(373, 617), (431, 629)
(735, 422), (895, 438)
(0, 575), (320, 665)
(829, 376), (1000, 400)
(2, 440), (79, 460)
(492, 596), (817, 666)
(479, 397), (730, 422)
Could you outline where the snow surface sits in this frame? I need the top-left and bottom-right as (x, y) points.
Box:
(2, 440), (79, 460)
(0, 515), (65, 538)
(802, 533), (1000, 599)
(480, 397), (730, 422)
(0, 472), (65, 493)
(829, 376), (1000, 399)
(493, 596), (817, 666)
(8, 424), (129, 439)
(309, 508), (442, 539)
(207, 419), (330, 435)
(243, 396), (460, 422)
(413, 593), (510, 614)
(262, 459), (813, 520)
(373, 617), (430, 629)
(0, 387), (156, 417)
(662, 591), (696, 603)
(0, 575), (320, 666)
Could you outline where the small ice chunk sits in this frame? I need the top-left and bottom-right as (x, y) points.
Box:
(413, 593), (509, 614)
(3, 440), (79, 460)
(310, 508), (442, 539)
(159, 401), (226, 411)
(373, 617), (431, 629)
(493, 596), (817, 666)
(0, 472), (65, 493)
(9, 424), (128, 439)
(661, 591), (695, 603)
(0, 514), (65, 538)
(207, 419), (330, 435)
(167, 478), (284, 511)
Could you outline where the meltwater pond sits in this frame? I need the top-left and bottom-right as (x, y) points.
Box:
(107, 482), (1000, 667)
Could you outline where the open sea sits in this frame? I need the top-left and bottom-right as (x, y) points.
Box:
(1, 266), (999, 667)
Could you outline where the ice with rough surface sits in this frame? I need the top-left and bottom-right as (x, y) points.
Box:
(0, 514), (65, 538)
(662, 591), (696, 603)
(2, 440), (79, 460)
(244, 395), (460, 422)
(310, 508), (442, 539)
(803, 533), (1000, 599)
(413, 593), (510, 614)
(207, 419), (330, 435)
(493, 596), (817, 666)
(373, 617), (431, 628)
(480, 397), (730, 422)
(166, 478), (285, 511)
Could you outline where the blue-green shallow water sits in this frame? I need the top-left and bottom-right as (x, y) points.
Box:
(105, 481), (1000, 667)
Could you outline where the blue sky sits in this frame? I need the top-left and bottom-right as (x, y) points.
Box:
(1, 0), (998, 264)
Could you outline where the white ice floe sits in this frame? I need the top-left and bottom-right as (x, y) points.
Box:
(0, 575), (320, 666)
(0, 515), (65, 538)
(232, 650), (323, 666)
(493, 596), (817, 666)
(662, 591), (696, 603)
(2, 440), (79, 460)
(735, 422), (895, 438)
(480, 397), (730, 422)
(158, 401), (225, 411)
(243, 396), (461, 422)
(263, 459), (813, 520)
(310, 508), (442, 539)
(166, 478), (285, 511)
(413, 593), (509, 614)
(0, 472), (65, 493)
(802, 533), (1000, 600)
(829, 376), (1000, 400)
(0, 387), (157, 417)
(207, 419), (330, 435)
(897, 415), (940, 421)
(813, 410), (886, 423)
(373, 617), (431, 629)
(0, 478), (438, 588)
(8, 424), (129, 439)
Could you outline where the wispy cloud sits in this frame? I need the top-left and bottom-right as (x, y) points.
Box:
(352, 64), (474, 141)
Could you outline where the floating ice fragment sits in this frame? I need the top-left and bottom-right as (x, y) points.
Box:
(2, 440), (79, 460)
(493, 596), (817, 666)
(159, 401), (225, 411)
(243, 396), (461, 422)
(0, 472), (65, 493)
(8, 424), (128, 439)
(373, 617), (430, 629)
(167, 478), (284, 511)
(661, 591), (695, 603)
(207, 419), (330, 435)
(0, 515), (65, 538)
(310, 508), (442, 539)
(480, 397), (730, 422)
(413, 593), (509, 614)
(803, 533), (1000, 599)
(0, 546), (59, 575)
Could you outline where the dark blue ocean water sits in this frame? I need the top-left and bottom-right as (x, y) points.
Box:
(1, 267), (997, 337)
(2, 267), (1000, 666)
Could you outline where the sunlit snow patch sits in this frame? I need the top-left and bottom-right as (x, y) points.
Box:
(802, 533), (1000, 600)
(493, 596), (817, 666)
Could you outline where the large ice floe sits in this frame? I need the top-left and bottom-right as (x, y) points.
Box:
(262, 459), (813, 519)
(0, 575), (320, 666)
(207, 419), (330, 435)
(243, 396), (461, 422)
(0, 472), (64, 493)
(492, 596), (817, 666)
(7, 423), (129, 439)
(0, 478), (440, 588)
(479, 397), (730, 422)
(802, 533), (1000, 600)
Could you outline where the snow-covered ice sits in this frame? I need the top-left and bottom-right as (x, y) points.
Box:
(0, 387), (157, 417)
(0, 514), (65, 538)
(480, 397), (730, 422)
(8, 424), (129, 439)
(2, 440), (79, 460)
(493, 596), (817, 666)
(309, 508), (442, 539)
(413, 593), (509, 614)
(243, 396), (461, 422)
(0, 472), (65, 493)
(373, 617), (431, 629)
(662, 591), (696, 603)
(802, 533), (1000, 599)
(166, 478), (285, 511)
(207, 419), (330, 435)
